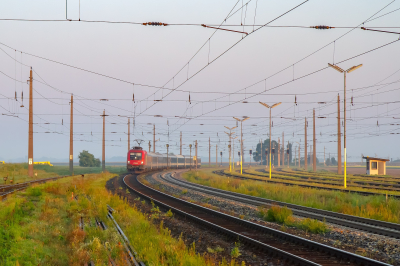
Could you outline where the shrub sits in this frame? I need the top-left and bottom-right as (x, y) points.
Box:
(266, 205), (292, 223)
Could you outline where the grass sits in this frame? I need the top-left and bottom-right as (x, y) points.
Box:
(259, 205), (329, 234)
(0, 163), (126, 185)
(1, 172), (246, 265)
(183, 169), (400, 224)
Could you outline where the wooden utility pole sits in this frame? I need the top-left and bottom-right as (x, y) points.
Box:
(304, 117), (307, 171)
(260, 139), (263, 165)
(195, 140), (198, 170)
(337, 94), (342, 174)
(28, 68), (33, 177)
(298, 145), (300, 168)
(324, 147), (326, 166)
(153, 124), (155, 153)
(209, 137), (211, 167)
(180, 131), (182, 155)
(313, 109), (316, 172)
(216, 144), (218, 167)
(277, 138), (280, 167)
(69, 94), (73, 175)
(282, 132), (285, 167)
(102, 110), (106, 172)
(128, 118), (130, 151)
(287, 141), (290, 168)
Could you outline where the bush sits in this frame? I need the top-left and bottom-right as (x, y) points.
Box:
(296, 218), (329, 234)
(266, 205), (292, 223)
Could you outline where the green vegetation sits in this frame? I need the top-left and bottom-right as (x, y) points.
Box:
(1, 172), (246, 265)
(259, 205), (329, 234)
(78, 150), (101, 167)
(184, 169), (400, 224)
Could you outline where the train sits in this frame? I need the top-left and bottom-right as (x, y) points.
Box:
(127, 146), (201, 173)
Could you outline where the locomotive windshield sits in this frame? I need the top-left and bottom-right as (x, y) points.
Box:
(130, 152), (142, 160)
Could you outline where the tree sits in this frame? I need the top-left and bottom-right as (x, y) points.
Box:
(330, 157), (337, 166)
(326, 157), (331, 166)
(78, 150), (101, 167)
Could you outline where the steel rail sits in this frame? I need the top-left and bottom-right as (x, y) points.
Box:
(161, 172), (400, 238)
(214, 170), (400, 199)
(124, 173), (391, 266)
(255, 169), (400, 190)
(0, 175), (67, 200)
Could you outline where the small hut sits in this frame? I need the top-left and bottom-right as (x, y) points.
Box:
(363, 157), (389, 175)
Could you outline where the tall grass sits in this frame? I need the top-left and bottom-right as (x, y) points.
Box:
(1, 172), (245, 265)
(184, 170), (400, 223)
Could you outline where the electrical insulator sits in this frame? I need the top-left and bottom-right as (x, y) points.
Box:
(189, 93), (191, 104)
(377, 121), (379, 126)
(272, 121), (274, 127)
(132, 93), (135, 102)
(311, 25), (333, 29)
(21, 91), (23, 101)
(143, 22), (168, 26)
(351, 96), (354, 106)
(295, 95), (297, 105)
(307, 121), (308, 127)
(15, 91), (17, 101)
(62, 119), (63, 125)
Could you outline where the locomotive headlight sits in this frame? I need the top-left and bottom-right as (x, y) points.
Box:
(141, 161), (143, 164)
(128, 161), (130, 163)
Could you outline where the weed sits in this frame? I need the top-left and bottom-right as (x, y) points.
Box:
(231, 242), (241, 258)
(181, 189), (188, 195)
(166, 209), (174, 218)
(266, 205), (292, 223)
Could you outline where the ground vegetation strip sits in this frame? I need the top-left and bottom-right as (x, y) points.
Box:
(0, 172), (242, 265)
(184, 169), (400, 224)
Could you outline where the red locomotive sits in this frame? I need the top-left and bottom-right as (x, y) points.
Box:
(127, 146), (201, 173)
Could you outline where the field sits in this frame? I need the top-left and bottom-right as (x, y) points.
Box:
(0, 163), (126, 185)
(183, 168), (400, 224)
(0, 172), (244, 265)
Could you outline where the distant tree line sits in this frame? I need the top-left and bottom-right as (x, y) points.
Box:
(78, 150), (100, 167)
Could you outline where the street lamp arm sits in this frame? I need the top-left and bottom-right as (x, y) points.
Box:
(328, 63), (344, 73)
(259, 101), (270, 108)
(271, 102), (282, 108)
(346, 64), (363, 73)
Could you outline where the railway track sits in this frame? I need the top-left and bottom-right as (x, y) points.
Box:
(123, 172), (391, 266)
(213, 170), (400, 199)
(255, 169), (400, 191)
(0, 176), (66, 200)
(159, 171), (400, 239)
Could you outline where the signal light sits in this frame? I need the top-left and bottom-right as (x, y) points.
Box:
(249, 149), (252, 155)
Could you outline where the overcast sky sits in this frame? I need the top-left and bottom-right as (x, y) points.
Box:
(0, 0), (399, 163)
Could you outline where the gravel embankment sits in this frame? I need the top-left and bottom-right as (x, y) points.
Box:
(145, 171), (400, 265)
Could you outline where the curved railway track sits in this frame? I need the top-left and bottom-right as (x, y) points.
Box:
(123, 172), (391, 266)
(213, 170), (400, 199)
(0, 176), (67, 200)
(159, 171), (400, 239)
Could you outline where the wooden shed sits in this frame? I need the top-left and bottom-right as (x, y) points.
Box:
(363, 157), (389, 175)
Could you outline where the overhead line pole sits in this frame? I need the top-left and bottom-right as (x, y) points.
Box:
(282, 132), (285, 167)
(304, 117), (307, 171)
(69, 94), (73, 175)
(313, 109), (316, 172)
(180, 131), (182, 155)
(209, 137), (211, 167)
(153, 124), (155, 153)
(128, 118), (130, 151)
(28, 68), (33, 177)
(101, 110), (108, 172)
(337, 94), (342, 175)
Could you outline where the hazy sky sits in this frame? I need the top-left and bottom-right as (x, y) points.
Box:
(1, 0), (399, 162)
